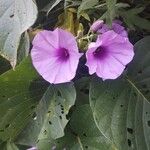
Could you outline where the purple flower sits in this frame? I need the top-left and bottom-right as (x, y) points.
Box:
(90, 20), (104, 32)
(86, 30), (134, 80)
(31, 28), (82, 84)
(98, 20), (128, 37)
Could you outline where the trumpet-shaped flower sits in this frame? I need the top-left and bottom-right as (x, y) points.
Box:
(86, 30), (134, 80)
(31, 28), (82, 84)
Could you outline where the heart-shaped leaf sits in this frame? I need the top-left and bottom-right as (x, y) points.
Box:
(16, 82), (76, 147)
(38, 105), (115, 150)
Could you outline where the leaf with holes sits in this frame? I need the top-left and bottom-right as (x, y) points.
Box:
(37, 105), (115, 150)
(90, 78), (150, 150)
(16, 82), (76, 147)
(89, 36), (150, 150)
(74, 77), (90, 106)
(0, 57), (48, 141)
(0, 0), (37, 68)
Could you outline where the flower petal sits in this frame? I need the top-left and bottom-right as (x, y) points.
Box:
(106, 42), (134, 65)
(32, 30), (59, 50)
(85, 47), (97, 74)
(112, 22), (128, 37)
(100, 30), (129, 46)
(52, 53), (81, 84)
(56, 28), (78, 52)
(96, 54), (125, 80)
(97, 24), (110, 34)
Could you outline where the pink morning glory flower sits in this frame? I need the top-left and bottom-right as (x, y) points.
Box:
(98, 20), (128, 37)
(86, 30), (134, 80)
(31, 28), (82, 84)
(90, 20), (104, 32)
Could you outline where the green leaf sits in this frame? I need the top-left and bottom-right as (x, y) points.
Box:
(0, 141), (19, 150)
(74, 77), (90, 106)
(17, 32), (30, 65)
(65, 0), (81, 8)
(6, 142), (19, 150)
(38, 105), (115, 150)
(122, 14), (150, 30)
(89, 36), (150, 149)
(16, 82), (76, 146)
(0, 57), (48, 141)
(106, 0), (117, 25)
(0, 0), (37, 68)
(0, 141), (5, 150)
(120, 7), (150, 30)
(127, 36), (150, 102)
(130, 16), (150, 31)
(78, 0), (99, 15)
(42, 0), (63, 15)
(125, 7), (145, 15)
(115, 3), (130, 9)
(0, 56), (11, 75)
(90, 78), (150, 149)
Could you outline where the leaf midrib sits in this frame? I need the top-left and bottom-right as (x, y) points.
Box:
(126, 77), (149, 104)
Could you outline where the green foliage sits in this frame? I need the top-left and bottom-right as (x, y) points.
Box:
(120, 7), (150, 30)
(65, 0), (81, 8)
(89, 36), (150, 149)
(78, 0), (99, 15)
(37, 105), (115, 150)
(0, 0), (37, 68)
(0, 56), (11, 75)
(90, 78), (150, 149)
(105, 0), (117, 25)
(16, 82), (76, 146)
(41, 0), (63, 15)
(5, 142), (19, 150)
(127, 36), (150, 101)
(17, 32), (30, 65)
(0, 57), (46, 141)
(0, 56), (77, 146)
(0, 0), (150, 150)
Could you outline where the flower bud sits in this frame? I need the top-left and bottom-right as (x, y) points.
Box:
(90, 20), (104, 32)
